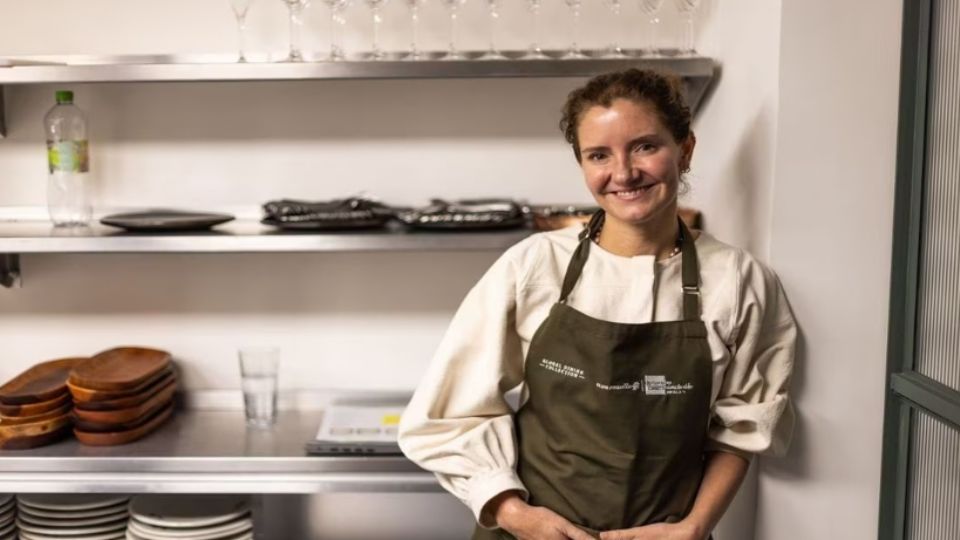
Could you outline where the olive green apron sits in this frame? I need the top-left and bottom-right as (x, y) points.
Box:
(473, 212), (713, 540)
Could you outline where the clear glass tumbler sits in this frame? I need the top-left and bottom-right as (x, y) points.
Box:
(239, 347), (280, 428)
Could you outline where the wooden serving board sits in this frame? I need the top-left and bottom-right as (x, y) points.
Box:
(0, 402), (72, 426)
(69, 347), (172, 391)
(74, 402), (173, 446)
(0, 358), (83, 405)
(0, 392), (70, 417)
(73, 372), (176, 412)
(0, 414), (71, 450)
(68, 366), (174, 403)
(72, 396), (172, 432)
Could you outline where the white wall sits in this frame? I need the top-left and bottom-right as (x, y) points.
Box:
(0, 1), (783, 538)
(757, 0), (903, 538)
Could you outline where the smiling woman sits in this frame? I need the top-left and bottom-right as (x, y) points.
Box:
(399, 69), (797, 540)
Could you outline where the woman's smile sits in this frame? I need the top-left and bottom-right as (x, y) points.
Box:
(606, 182), (661, 201)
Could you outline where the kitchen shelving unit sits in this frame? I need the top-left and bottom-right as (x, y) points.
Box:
(0, 53), (718, 502)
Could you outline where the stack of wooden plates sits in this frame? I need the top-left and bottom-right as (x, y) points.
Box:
(0, 358), (81, 449)
(0, 495), (16, 540)
(126, 496), (253, 540)
(69, 347), (177, 446)
(17, 494), (129, 540)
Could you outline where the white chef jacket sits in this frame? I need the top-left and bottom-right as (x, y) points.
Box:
(398, 225), (797, 525)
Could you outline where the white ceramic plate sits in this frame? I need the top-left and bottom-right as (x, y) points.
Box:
(126, 532), (252, 540)
(0, 513), (13, 530)
(21, 531), (126, 540)
(19, 494), (129, 512)
(127, 517), (252, 540)
(128, 496), (249, 529)
(17, 516), (128, 536)
(0, 496), (15, 515)
(18, 507), (128, 528)
(0, 495), (12, 508)
(18, 500), (128, 519)
(0, 520), (14, 537)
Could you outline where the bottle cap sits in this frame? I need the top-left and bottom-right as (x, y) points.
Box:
(55, 90), (74, 104)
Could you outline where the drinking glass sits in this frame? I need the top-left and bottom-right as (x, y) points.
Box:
(520, 0), (549, 59)
(365, 0), (390, 60)
(280, 0), (311, 62)
(477, 0), (507, 60)
(229, 0), (255, 62)
(562, 0), (587, 59)
(638, 0), (664, 56)
(674, 0), (702, 55)
(239, 347), (280, 428)
(602, 0), (626, 58)
(323, 0), (351, 61)
(440, 0), (468, 60)
(404, 0), (428, 60)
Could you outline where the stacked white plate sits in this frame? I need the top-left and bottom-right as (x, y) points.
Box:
(126, 495), (252, 540)
(0, 495), (16, 540)
(17, 494), (130, 540)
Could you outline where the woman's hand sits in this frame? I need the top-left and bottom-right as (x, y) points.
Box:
(598, 521), (706, 540)
(489, 492), (596, 540)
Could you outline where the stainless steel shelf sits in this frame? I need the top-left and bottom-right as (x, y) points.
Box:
(0, 219), (533, 287)
(0, 410), (437, 494)
(0, 53), (717, 137)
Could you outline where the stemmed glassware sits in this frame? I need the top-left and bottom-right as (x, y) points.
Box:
(279, 0), (311, 62)
(323, 0), (351, 61)
(478, 0), (507, 60)
(562, 0), (587, 59)
(404, 0), (428, 60)
(638, 0), (664, 57)
(520, 0), (549, 59)
(602, 0), (626, 57)
(674, 0), (702, 55)
(229, 0), (255, 62)
(440, 0), (468, 60)
(365, 0), (390, 60)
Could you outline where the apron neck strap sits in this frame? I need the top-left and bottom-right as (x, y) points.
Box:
(559, 211), (701, 321)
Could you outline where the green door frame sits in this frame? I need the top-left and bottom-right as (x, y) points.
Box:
(878, 0), (960, 539)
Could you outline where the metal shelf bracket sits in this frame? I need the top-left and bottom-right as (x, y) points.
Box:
(1, 253), (21, 288)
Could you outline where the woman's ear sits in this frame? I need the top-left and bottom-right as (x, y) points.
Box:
(680, 132), (697, 172)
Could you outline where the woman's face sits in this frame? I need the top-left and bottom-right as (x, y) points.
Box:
(576, 98), (694, 228)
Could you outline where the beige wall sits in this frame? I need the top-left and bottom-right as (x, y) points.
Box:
(757, 0), (903, 538)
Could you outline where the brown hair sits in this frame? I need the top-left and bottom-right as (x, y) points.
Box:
(560, 69), (692, 163)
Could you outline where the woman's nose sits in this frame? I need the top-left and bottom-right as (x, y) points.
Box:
(612, 155), (634, 183)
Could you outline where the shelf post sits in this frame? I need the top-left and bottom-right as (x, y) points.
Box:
(0, 86), (6, 138)
(0, 254), (21, 288)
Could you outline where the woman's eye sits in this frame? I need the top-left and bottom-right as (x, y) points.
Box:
(587, 152), (608, 162)
(633, 143), (656, 153)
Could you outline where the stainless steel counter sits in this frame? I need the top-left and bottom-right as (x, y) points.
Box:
(0, 410), (437, 494)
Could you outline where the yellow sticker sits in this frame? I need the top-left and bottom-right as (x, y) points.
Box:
(381, 414), (401, 426)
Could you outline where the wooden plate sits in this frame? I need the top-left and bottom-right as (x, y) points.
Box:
(0, 358), (83, 405)
(74, 402), (173, 446)
(69, 347), (172, 391)
(0, 414), (71, 450)
(74, 372), (175, 412)
(73, 397), (173, 433)
(0, 392), (70, 417)
(0, 402), (72, 425)
(69, 367), (174, 403)
(74, 380), (175, 424)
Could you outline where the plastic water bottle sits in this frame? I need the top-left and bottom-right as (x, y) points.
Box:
(44, 90), (92, 226)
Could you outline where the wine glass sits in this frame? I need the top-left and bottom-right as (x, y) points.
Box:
(520, 0), (549, 59)
(638, 0), (664, 56)
(674, 0), (702, 55)
(478, 0), (507, 60)
(323, 0), (350, 61)
(602, 0), (626, 58)
(404, 0), (428, 60)
(230, 0), (255, 62)
(562, 0), (587, 59)
(280, 0), (310, 62)
(440, 0), (468, 60)
(365, 0), (390, 60)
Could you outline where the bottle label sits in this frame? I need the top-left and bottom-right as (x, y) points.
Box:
(47, 141), (89, 173)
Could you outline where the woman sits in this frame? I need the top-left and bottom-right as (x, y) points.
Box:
(398, 69), (796, 540)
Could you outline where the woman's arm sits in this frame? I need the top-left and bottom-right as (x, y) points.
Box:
(599, 450), (750, 540)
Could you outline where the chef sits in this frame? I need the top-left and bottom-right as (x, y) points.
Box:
(398, 69), (796, 540)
